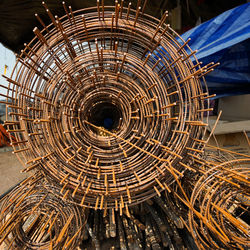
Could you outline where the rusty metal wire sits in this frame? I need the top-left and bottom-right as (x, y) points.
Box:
(1, 1), (249, 249)
(155, 147), (250, 249)
(187, 159), (250, 249)
(1, 1), (217, 210)
(0, 173), (86, 249)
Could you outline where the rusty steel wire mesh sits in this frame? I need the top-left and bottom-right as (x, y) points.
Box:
(1, 2), (217, 210)
(188, 159), (250, 249)
(0, 173), (86, 249)
(162, 148), (250, 249)
(1, 1), (249, 249)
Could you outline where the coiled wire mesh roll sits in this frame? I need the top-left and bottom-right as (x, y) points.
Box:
(188, 159), (250, 249)
(3, 2), (215, 209)
(0, 173), (86, 249)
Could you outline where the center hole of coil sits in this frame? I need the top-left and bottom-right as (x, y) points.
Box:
(88, 102), (121, 132)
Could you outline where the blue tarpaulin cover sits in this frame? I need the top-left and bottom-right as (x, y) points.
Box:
(181, 3), (250, 97)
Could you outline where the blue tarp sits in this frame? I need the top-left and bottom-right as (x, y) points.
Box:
(181, 3), (250, 97)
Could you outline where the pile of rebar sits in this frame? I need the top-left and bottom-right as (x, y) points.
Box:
(0, 1), (249, 249)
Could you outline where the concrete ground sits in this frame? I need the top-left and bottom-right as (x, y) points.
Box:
(0, 146), (28, 195)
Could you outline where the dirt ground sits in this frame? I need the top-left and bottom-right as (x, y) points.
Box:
(0, 147), (29, 195)
(0, 148), (28, 249)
